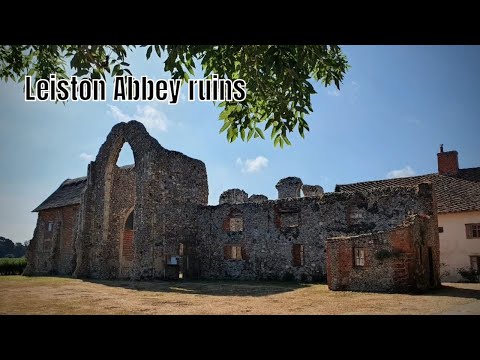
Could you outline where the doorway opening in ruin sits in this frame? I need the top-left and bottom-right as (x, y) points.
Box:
(116, 142), (135, 168)
(120, 208), (135, 278)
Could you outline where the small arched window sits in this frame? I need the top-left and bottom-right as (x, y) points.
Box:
(125, 210), (134, 230)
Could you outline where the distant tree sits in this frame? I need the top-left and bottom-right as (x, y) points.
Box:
(0, 45), (350, 147)
(13, 242), (26, 258)
(0, 237), (26, 258)
(0, 236), (14, 257)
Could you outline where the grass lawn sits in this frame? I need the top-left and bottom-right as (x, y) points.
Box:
(0, 276), (479, 315)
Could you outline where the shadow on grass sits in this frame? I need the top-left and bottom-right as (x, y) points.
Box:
(423, 284), (480, 300)
(84, 279), (310, 297)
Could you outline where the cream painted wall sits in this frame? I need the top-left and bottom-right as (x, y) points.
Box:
(438, 211), (480, 282)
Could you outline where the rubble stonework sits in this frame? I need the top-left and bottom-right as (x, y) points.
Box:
(326, 183), (441, 292)
(219, 189), (248, 205)
(25, 121), (441, 293)
(302, 185), (324, 198)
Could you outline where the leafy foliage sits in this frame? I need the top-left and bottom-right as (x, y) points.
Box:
(0, 45), (350, 146)
(457, 267), (479, 283)
(439, 262), (450, 280)
(0, 258), (27, 275)
(0, 236), (27, 258)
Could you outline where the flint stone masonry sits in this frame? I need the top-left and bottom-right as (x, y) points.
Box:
(302, 185), (324, 198)
(248, 194), (268, 203)
(219, 189), (248, 205)
(276, 177), (303, 199)
(25, 121), (441, 293)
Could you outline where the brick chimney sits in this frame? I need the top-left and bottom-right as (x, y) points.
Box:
(437, 144), (459, 176)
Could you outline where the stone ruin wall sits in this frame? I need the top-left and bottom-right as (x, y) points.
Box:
(326, 182), (440, 292)
(73, 121), (208, 279)
(24, 121), (441, 292)
(195, 183), (438, 282)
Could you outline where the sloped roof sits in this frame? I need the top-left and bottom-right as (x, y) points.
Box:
(32, 176), (87, 212)
(335, 171), (480, 214)
(32, 164), (135, 212)
(457, 167), (480, 183)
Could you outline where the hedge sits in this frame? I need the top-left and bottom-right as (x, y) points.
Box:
(0, 258), (27, 275)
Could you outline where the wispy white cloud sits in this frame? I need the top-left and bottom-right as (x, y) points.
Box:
(107, 104), (130, 123)
(236, 156), (269, 173)
(327, 89), (340, 97)
(79, 153), (94, 162)
(386, 166), (416, 179)
(107, 104), (168, 132)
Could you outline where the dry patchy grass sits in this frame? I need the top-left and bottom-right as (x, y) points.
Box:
(0, 276), (479, 315)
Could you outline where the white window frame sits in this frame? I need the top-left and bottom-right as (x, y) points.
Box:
(354, 248), (365, 267)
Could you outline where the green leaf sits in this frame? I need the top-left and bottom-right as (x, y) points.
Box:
(219, 122), (230, 133)
(155, 45), (161, 58)
(274, 135), (281, 147)
(255, 127), (265, 140)
(146, 46), (153, 60)
(75, 69), (88, 77)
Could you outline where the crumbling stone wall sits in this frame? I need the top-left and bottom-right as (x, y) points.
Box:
(195, 183), (439, 283)
(219, 189), (248, 205)
(326, 182), (440, 292)
(26, 121), (441, 293)
(24, 204), (79, 276)
(302, 185), (324, 198)
(248, 194), (268, 203)
(73, 121), (208, 279)
(276, 177), (303, 199)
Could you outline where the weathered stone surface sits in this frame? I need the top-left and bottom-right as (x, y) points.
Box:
(326, 182), (441, 292)
(219, 189), (248, 205)
(72, 120), (208, 280)
(302, 185), (324, 198)
(196, 183), (440, 284)
(276, 177), (303, 199)
(24, 204), (79, 276)
(248, 194), (268, 203)
(25, 122), (441, 293)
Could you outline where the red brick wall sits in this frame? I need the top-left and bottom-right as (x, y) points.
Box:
(437, 150), (459, 176)
(122, 229), (134, 261)
(60, 205), (77, 254)
(390, 226), (414, 290)
(326, 214), (439, 293)
(36, 205), (79, 274)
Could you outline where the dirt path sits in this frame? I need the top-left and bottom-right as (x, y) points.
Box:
(0, 276), (478, 315)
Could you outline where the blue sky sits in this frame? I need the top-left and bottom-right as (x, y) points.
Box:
(1, 45), (479, 243)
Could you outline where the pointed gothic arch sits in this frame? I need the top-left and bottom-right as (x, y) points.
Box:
(73, 120), (208, 279)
